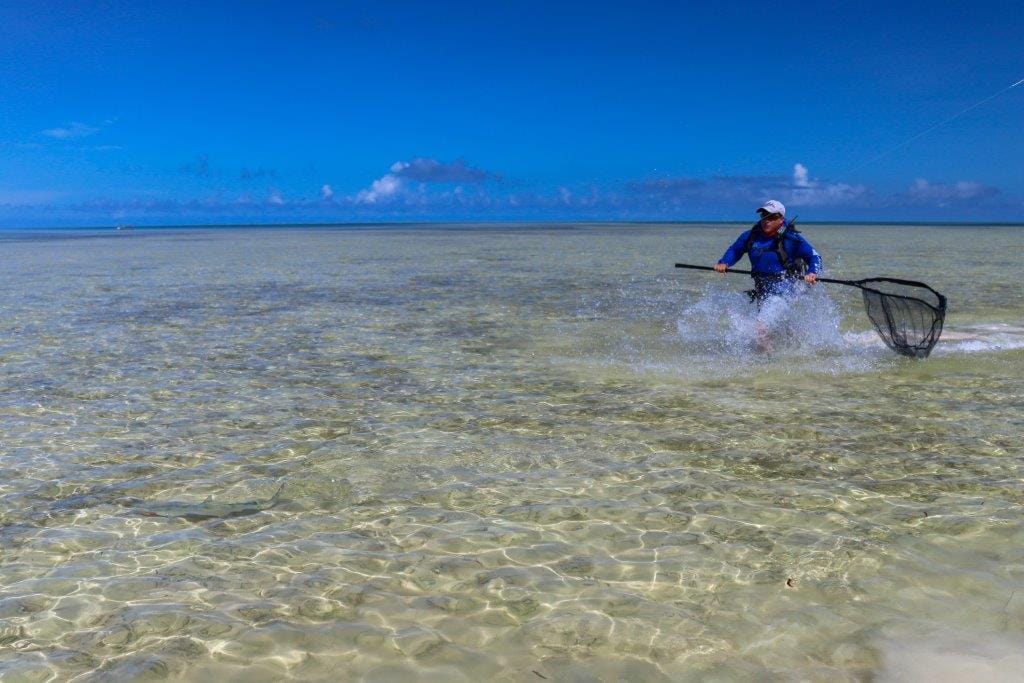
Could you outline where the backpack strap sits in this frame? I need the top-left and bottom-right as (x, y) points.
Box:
(778, 220), (808, 276)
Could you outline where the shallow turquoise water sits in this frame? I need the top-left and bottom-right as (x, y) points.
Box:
(0, 224), (1022, 681)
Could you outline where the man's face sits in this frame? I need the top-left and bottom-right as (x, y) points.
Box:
(760, 212), (784, 236)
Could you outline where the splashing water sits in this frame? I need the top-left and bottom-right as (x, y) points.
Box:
(574, 271), (906, 380)
(671, 281), (882, 376)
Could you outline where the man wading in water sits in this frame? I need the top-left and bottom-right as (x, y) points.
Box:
(714, 199), (822, 350)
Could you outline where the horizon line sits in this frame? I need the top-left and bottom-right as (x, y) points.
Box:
(2, 219), (1024, 231)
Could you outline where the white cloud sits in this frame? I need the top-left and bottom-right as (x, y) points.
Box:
(793, 163), (810, 188)
(355, 173), (403, 204)
(389, 158), (492, 183)
(632, 165), (868, 209)
(351, 158), (499, 205)
(908, 178), (997, 201)
(268, 190), (284, 205)
(788, 164), (867, 207)
(42, 121), (100, 139)
(321, 184), (334, 200)
(791, 181), (867, 206)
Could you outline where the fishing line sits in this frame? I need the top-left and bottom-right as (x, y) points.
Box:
(847, 77), (1024, 172)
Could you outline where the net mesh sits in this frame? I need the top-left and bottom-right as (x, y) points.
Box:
(859, 278), (947, 358)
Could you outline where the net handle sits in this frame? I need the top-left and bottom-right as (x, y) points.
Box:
(673, 263), (859, 288)
(674, 263), (947, 312)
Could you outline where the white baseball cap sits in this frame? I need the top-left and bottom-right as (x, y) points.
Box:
(756, 199), (786, 216)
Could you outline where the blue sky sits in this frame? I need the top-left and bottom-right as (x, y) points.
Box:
(1, 0), (1021, 226)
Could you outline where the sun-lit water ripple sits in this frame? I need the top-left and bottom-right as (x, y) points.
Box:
(0, 225), (1022, 681)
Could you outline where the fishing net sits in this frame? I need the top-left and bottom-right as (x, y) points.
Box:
(859, 278), (947, 358)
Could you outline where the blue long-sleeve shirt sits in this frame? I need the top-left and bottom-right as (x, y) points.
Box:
(719, 223), (822, 276)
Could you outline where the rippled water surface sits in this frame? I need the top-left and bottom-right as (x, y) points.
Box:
(1, 224), (1022, 681)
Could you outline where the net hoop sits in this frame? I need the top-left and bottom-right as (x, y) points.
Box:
(857, 278), (947, 359)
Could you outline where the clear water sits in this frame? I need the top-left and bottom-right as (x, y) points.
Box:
(1, 224), (1022, 681)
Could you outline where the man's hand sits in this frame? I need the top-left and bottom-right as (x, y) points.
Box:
(714, 263), (728, 273)
(804, 273), (818, 284)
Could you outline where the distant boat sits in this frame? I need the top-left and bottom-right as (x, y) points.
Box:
(115, 224), (133, 231)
